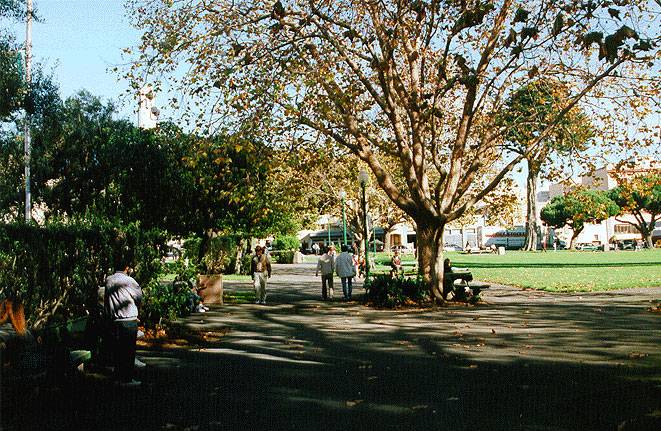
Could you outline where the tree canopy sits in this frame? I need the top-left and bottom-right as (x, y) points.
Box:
(500, 79), (594, 250)
(126, 0), (661, 299)
(0, 91), (300, 240)
(541, 188), (620, 248)
(609, 173), (661, 247)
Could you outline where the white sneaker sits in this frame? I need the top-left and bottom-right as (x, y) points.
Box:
(196, 305), (206, 313)
(134, 358), (146, 368)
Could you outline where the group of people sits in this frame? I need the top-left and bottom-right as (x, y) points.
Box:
(315, 244), (364, 301)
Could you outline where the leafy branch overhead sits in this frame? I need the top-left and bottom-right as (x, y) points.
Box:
(125, 0), (660, 299)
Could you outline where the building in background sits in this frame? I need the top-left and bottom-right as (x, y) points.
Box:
(138, 84), (160, 129)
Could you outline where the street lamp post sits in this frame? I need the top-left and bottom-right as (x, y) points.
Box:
(359, 169), (370, 279)
(340, 190), (347, 247)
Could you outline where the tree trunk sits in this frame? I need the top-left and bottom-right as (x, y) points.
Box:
(638, 218), (656, 249)
(524, 163), (539, 251)
(384, 231), (392, 253)
(416, 222), (445, 303)
(233, 237), (247, 274)
(644, 234), (653, 248)
(569, 226), (583, 250)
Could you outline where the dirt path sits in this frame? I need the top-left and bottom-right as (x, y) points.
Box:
(3, 263), (660, 430)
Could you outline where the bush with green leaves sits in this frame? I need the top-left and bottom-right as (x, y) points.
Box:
(271, 235), (300, 264)
(274, 250), (295, 264)
(364, 275), (428, 308)
(140, 278), (191, 327)
(272, 235), (300, 252)
(0, 219), (166, 329)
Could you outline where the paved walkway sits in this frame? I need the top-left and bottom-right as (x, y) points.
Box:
(2, 263), (660, 430)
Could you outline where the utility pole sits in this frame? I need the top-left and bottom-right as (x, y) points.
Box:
(24, 0), (33, 222)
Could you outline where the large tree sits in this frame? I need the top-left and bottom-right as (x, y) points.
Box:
(609, 173), (661, 248)
(126, 0), (660, 300)
(541, 189), (620, 249)
(500, 80), (593, 250)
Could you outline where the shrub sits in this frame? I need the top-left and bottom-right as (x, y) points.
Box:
(271, 235), (300, 264)
(238, 253), (253, 275)
(141, 278), (191, 327)
(364, 275), (428, 308)
(272, 235), (300, 252)
(0, 219), (166, 329)
(274, 250), (295, 264)
(184, 234), (245, 274)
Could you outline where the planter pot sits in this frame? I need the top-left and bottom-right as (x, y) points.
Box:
(197, 274), (224, 305)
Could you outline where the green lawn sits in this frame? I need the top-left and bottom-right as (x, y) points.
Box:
(372, 249), (661, 292)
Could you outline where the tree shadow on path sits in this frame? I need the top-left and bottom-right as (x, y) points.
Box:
(2, 264), (660, 430)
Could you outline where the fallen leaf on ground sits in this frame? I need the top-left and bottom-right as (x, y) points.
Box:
(648, 304), (661, 313)
(628, 352), (648, 359)
(411, 405), (429, 411)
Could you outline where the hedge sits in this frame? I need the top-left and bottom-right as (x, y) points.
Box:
(0, 219), (166, 329)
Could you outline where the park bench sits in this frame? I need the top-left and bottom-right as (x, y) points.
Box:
(1, 316), (92, 381)
(443, 271), (490, 301)
(461, 248), (494, 255)
(35, 316), (93, 373)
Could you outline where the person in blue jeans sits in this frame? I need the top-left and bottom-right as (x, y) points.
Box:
(335, 245), (356, 300)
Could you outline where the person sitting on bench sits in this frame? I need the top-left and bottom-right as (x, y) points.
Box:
(442, 258), (473, 299)
(390, 250), (403, 277)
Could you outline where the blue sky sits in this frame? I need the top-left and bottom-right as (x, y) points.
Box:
(10, 0), (140, 119)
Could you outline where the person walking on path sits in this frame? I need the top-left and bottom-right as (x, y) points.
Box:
(336, 245), (356, 300)
(316, 245), (336, 300)
(251, 246), (272, 305)
(104, 254), (143, 387)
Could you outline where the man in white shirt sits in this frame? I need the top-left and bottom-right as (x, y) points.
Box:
(105, 255), (142, 386)
(335, 245), (356, 300)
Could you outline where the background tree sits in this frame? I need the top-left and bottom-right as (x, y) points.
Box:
(541, 189), (620, 249)
(185, 131), (301, 271)
(0, 0), (26, 120)
(608, 173), (661, 248)
(500, 80), (594, 250)
(0, 70), (60, 218)
(127, 0), (660, 301)
(0, 38), (23, 119)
